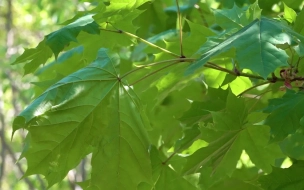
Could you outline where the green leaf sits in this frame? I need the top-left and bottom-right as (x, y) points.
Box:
(13, 49), (152, 188)
(259, 161), (304, 190)
(149, 146), (198, 190)
(182, 91), (280, 176)
(174, 125), (201, 153)
(187, 18), (290, 78)
(208, 178), (262, 190)
(131, 29), (178, 61)
(214, 2), (261, 30)
(280, 132), (304, 160)
(134, 0), (168, 38)
(179, 88), (227, 126)
(294, 8), (304, 33)
(75, 9), (143, 64)
(33, 46), (86, 96)
(263, 90), (304, 142)
(46, 14), (100, 58)
(12, 40), (53, 75)
(228, 76), (252, 95)
(283, 3), (297, 23)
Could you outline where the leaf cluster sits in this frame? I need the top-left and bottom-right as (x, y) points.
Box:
(11, 0), (304, 189)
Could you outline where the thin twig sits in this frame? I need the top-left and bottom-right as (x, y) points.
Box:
(120, 58), (196, 79)
(204, 62), (287, 81)
(247, 89), (273, 113)
(175, 0), (184, 56)
(129, 61), (181, 86)
(194, 4), (209, 27)
(123, 31), (180, 58)
(162, 113), (214, 165)
(99, 28), (121, 33)
(99, 27), (180, 58)
(237, 81), (271, 97)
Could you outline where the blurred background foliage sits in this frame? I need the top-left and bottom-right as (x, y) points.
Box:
(0, 0), (303, 189)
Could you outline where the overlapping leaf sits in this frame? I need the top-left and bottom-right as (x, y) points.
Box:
(182, 91), (281, 177)
(46, 14), (100, 58)
(12, 49), (152, 188)
(12, 40), (53, 75)
(214, 2), (261, 30)
(12, 1), (150, 75)
(187, 18), (293, 78)
(148, 146), (198, 190)
(33, 46), (86, 96)
(259, 161), (304, 190)
(263, 90), (304, 142)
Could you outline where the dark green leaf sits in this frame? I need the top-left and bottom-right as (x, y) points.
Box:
(263, 90), (304, 142)
(187, 18), (290, 78)
(46, 14), (100, 58)
(12, 40), (53, 75)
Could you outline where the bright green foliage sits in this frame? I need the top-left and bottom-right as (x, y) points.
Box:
(12, 40), (53, 75)
(214, 2), (261, 30)
(283, 3), (297, 23)
(182, 92), (280, 177)
(11, 0), (304, 189)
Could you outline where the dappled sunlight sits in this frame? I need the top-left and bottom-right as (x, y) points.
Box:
(280, 157), (292, 168)
(6, 0), (304, 189)
(236, 150), (255, 169)
(181, 139), (209, 155)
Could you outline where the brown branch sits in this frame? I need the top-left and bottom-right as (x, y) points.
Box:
(99, 27), (180, 58)
(204, 62), (287, 82)
(120, 58), (196, 79)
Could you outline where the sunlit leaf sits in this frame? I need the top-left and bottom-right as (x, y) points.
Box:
(13, 49), (152, 188)
(187, 18), (291, 78)
(182, 91), (280, 176)
(283, 3), (297, 23)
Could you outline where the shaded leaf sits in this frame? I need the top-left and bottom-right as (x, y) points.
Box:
(183, 91), (280, 176)
(280, 130), (304, 160)
(263, 90), (304, 142)
(149, 146), (198, 190)
(259, 161), (304, 190)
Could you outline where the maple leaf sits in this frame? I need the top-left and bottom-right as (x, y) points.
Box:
(13, 49), (152, 188)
